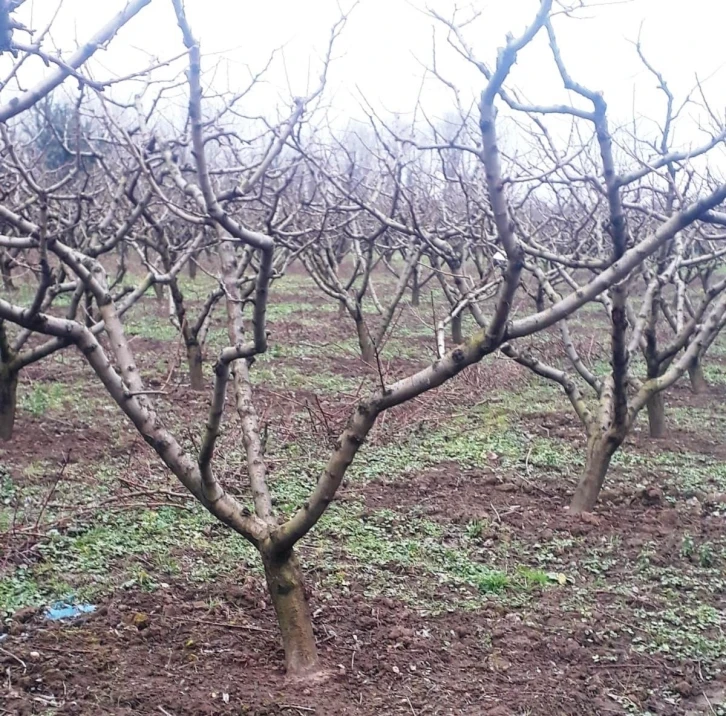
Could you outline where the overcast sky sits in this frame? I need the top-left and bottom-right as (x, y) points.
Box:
(6, 0), (726, 144)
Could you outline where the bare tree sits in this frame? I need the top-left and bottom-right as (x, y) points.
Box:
(3, 0), (726, 678)
(479, 18), (726, 511)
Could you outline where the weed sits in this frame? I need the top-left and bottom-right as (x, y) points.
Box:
(19, 382), (67, 417)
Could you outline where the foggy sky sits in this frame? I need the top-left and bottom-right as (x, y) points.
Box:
(5, 1), (725, 141)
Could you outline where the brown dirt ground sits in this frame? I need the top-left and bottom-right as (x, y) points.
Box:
(0, 566), (715, 716)
(3, 462), (723, 715)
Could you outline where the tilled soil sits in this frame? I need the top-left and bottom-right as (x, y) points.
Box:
(0, 577), (700, 716)
(3, 472), (723, 716)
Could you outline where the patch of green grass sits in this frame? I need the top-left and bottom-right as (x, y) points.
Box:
(1, 470), (545, 619)
(19, 382), (68, 417)
(124, 311), (178, 341)
(527, 437), (581, 470)
(265, 343), (322, 360)
(1, 399), (564, 618)
(703, 362), (726, 386)
(342, 408), (579, 487)
(175, 273), (220, 300)
(306, 503), (558, 609)
(17, 457), (50, 478)
(0, 504), (259, 617)
(316, 334), (426, 361)
(706, 338), (726, 359)
(2, 283), (75, 311)
(631, 603), (726, 662)
(346, 420), (522, 483)
(4, 460), (122, 528)
(611, 446), (726, 495)
(266, 302), (338, 320)
(0, 570), (49, 616)
(669, 405), (726, 436)
(516, 567), (556, 588)
(494, 378), (566, 415)
(250, 363), (361, 394)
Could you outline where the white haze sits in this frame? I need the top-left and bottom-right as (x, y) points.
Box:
(5, 0), (726, 147)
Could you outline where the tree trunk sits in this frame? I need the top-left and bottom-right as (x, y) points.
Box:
(0, 368), (18, 441)
(451, 313), (463, 345)
(355, 317), (376, 365)
(262, 550), (319, 678)
(116, 241), (127, 282)
(84, 290), (95, 327)
(188, 255), (197, 280)
(570, 435), (618, 514)
(153, 282), (164, 302)
(186, 341), (204, 391)
(689, 357), (709, 394)
(535, 284), (545, 313)
(1, 260), (15, 292)
(411, 267), (421, 307)
(646, 391), (666, 438)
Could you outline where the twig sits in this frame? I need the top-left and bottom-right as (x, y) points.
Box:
(0, 646), (27, 673)
(280, 706), (315, 713)
(171, 617), (271, 633)
(33, 451), (70, 532)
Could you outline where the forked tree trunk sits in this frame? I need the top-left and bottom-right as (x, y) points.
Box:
(186, 341), (204, 390)
(262, 549), (319, 678)
(689, 357), (709, 394)
(646, 391), (666, 439)
(0, 368), (18, 441)
(570, 435), (619, 514)
(451, 313), (463, 345)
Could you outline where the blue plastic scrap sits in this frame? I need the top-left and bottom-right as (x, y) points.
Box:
(44, 602), (96, 621)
